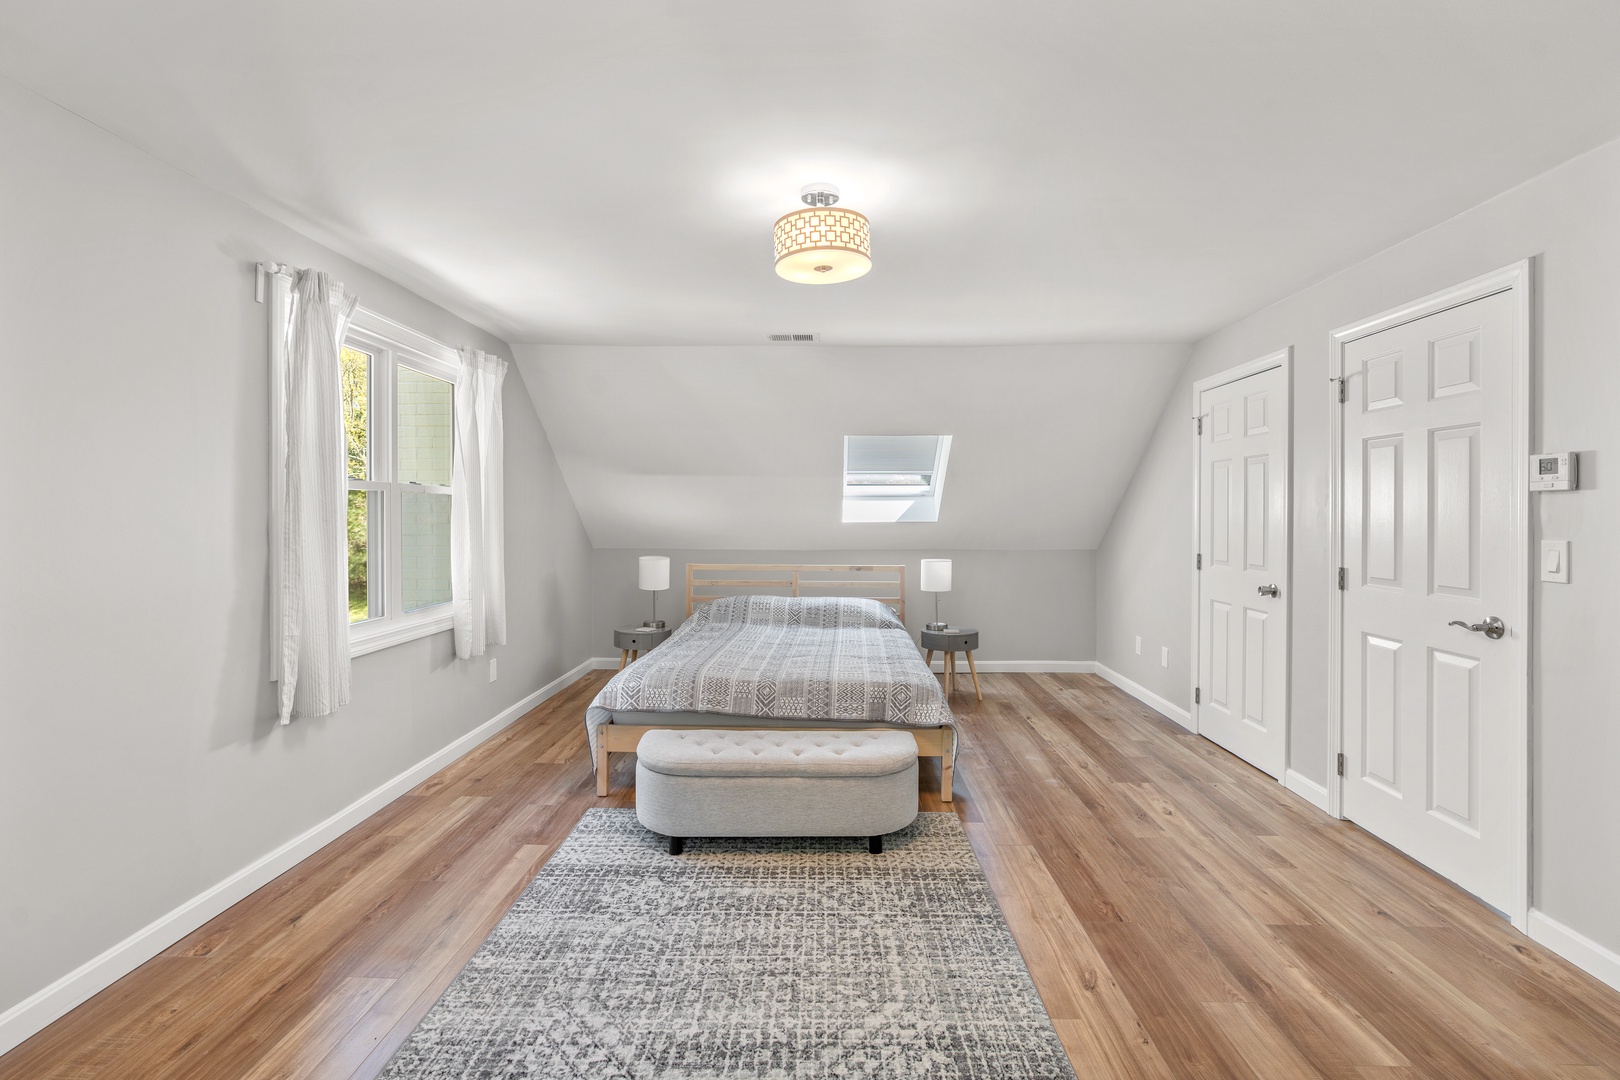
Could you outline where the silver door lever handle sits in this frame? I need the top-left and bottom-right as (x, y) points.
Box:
(1257, 584), (1280, 598)
(1448, 616), (1505, 640)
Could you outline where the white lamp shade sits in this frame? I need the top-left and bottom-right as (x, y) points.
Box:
(638, 555), (670, 591)
(919, 558), (952, 593)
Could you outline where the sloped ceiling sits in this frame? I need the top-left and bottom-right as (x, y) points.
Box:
(2, 2), (1619, 345)
(515, 344), (1188, 549)
(8, 2), (1620, 550)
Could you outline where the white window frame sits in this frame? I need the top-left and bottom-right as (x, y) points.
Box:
(344, 308), (460, 657)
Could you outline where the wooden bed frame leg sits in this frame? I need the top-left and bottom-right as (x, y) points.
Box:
(596, 748), (610, 797)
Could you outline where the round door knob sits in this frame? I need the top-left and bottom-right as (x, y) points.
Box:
(1257, 584), (1280, 598)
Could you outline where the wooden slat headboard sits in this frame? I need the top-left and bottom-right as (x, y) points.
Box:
(685, 563), (906, 623)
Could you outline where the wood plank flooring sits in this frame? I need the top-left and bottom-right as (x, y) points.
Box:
(4, 671), (1619, 1078)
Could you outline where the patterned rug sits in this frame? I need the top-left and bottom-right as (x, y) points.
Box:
(380, 810), (1076, 1079)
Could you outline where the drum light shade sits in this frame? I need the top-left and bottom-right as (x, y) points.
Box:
(920, 559), (952, 593)
(774, 206), (872, 284)
(638, 555), (671, 592)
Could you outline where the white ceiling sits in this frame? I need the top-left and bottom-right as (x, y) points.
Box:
(3, 1), (1619, 345)
(10, 2), (1619, 550)
(515, 344), (1189, 549)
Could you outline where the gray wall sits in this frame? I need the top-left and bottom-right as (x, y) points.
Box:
(591, 550), (1095, 663)
(0, 81), (593, 1019)
(1094, 135), (1620, 955)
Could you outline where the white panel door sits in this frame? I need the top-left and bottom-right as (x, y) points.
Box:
(1341, 289), (1518, 914)
(1197, 364), (1288, 778)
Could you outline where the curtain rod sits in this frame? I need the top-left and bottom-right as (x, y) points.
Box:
(252, 261), (478, 363)
(254, 261), (357, 305)
(250, 262), (489, 366)
(255, 261), (304, 303)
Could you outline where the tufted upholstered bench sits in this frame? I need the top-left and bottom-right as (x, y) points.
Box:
(634, 729), (919, 854)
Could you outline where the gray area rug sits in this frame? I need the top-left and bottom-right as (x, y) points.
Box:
(380, 809), (1077, 1079)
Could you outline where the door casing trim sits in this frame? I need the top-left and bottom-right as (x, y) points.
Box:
(1326, 259), (1532, 932)
(1190, 348), (1294, 781)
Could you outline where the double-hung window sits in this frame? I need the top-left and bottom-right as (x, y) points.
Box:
(340, 310), (459, 655)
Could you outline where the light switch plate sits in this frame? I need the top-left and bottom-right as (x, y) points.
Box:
(1541, 540), (1570, 584)
(1160, 646), (1169, 667)
(1135, 636), (1142, 655)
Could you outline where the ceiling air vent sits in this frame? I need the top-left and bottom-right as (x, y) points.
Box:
(766, 333), (819, 342)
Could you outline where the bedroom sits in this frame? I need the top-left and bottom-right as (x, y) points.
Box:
(3, 1), (1620, 1076)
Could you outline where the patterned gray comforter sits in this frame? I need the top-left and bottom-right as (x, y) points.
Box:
(585, 595), (953, 762)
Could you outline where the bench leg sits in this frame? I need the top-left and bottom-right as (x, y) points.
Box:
(941, 747), (954, 803)
(596, 748), (610, 797)
(669, 836), (685, 856)
(869, 835), (883, 854)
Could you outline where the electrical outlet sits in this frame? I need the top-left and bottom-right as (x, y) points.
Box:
(1160, 646), (1169, 667)
(488, 659), (498, 682)
(1135, 635), (1142, 655)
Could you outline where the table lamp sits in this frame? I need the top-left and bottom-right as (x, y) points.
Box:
(920, 558), (952, 631)
(639, 556), (670, 629)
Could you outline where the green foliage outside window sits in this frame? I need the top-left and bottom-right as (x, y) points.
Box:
(342, 347), (371, 621)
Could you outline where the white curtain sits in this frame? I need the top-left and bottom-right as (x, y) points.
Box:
(451, 348), (508, 659)
(277, 270), (359, 723)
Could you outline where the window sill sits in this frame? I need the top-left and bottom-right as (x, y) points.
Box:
(350, 609), (454, 658)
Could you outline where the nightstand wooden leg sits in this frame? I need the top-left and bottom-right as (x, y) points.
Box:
(924, 649), (935, 669)
(631, 649), (639, 662)
(618, 649), (628, 671)
(946, 651), (955, 695)
(965, 649), (982, 701)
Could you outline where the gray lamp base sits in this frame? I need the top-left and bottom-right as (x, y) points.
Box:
(643, 619), (667, 629)
(925, 621), (949, 632)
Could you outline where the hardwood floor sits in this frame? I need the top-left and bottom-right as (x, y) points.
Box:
(5, 671), (1620, 1078)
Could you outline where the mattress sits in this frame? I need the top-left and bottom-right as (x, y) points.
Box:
(585, 594), (954, 763)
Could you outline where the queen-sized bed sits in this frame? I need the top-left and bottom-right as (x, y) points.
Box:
(587, 572), (958, 800)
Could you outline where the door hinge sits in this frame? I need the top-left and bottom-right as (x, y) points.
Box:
(1335, 376), (1347, 404)
(1196, 553), (1202, 570)
(1337, 567), (1347, 590)
(1337, 752), (1345, 777)
(1194, 687), (1201, 705)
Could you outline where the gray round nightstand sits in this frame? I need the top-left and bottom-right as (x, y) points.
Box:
(920, 627), (981, 701)
(614, 625), (672, 670)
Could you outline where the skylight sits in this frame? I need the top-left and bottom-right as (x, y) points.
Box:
(842, 435), (952, 523)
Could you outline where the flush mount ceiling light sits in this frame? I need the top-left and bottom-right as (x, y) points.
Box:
(774, 183), (871, 284)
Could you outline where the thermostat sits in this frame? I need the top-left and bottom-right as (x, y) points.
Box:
(1530, 452), (1578, 491)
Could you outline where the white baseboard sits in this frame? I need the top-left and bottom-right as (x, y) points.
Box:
(0, 656), (599, 1058)
(1091, 663), (1194, 730)
(926, 659), (1097, 674)
(597, 657), (1099, 676)
(1284, 769), (1332, 813)
(1528, 909), (1620, 993)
